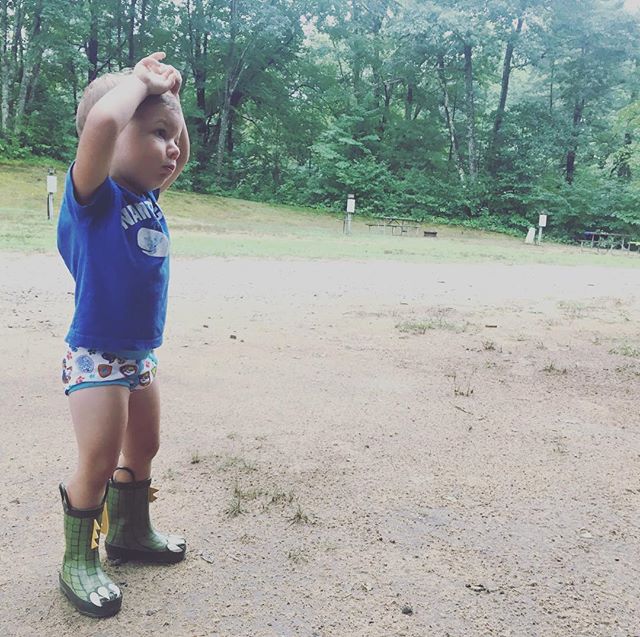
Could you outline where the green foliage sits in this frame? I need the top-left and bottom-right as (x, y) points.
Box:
(1, 0), (640, 239)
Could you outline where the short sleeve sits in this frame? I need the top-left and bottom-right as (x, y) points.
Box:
(63, 161), (117, 219)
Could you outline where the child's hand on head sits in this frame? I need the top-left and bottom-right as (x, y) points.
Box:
(134, 52), (180, 96)
(169, 69), (182, 97)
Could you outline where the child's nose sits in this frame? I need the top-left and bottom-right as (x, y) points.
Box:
(167, 141), (180, 160)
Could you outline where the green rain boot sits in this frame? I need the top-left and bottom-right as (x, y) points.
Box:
(59, 483), (123, 618)
(105, 467), (186, 564)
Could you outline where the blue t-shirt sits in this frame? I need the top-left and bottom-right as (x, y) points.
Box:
(57, 165), (170, 351)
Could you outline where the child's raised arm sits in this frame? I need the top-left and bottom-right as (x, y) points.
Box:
(158, 69), (190, 193)
(73, 52), (177, 204)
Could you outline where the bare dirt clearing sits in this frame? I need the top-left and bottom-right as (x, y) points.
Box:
(1, 254), (639, 636)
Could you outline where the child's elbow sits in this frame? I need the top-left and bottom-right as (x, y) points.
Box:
(82, 107), (119, 140)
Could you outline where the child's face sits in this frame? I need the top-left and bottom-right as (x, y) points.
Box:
(110, 99), (182, 195)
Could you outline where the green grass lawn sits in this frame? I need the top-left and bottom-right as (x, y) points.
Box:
(2, 159), (639, 267)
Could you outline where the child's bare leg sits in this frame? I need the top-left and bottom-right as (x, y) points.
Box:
(65, 385), (130, 508)
(115, 380), (161, 482)
(104, 380), (185, 563)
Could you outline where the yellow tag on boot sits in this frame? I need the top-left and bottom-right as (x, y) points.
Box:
(148, 487), (159, 503)
(100, 506), (109, 537)
(91, 519), (101, 550)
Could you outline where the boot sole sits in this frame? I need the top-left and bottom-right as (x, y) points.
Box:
(59, 575), (122, 618)
(105, 542), (186, 564)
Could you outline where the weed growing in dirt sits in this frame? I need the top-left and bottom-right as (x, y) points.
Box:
(396, 307), (466, 334)
(482, 340), (496, 351)
(225, 483), (269, 518)
(287, 547), (309, 564)
(234, 483), (266, 501)
(270, 489), (295, 505)
(542, 362), (567, 375)
(225, 496), (245, 518)
(447, 371), (475, 397)
(219, 455), (257, 472)
(615, 364), (640, 377)
(609, 343), (640, 358)
(289, 504), (310, 525)
(558, 300), (592, 319)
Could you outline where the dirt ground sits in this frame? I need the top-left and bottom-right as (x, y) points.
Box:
(1, 253), (639, 637)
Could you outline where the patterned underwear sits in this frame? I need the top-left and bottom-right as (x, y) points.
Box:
(62, 346), (158, 395)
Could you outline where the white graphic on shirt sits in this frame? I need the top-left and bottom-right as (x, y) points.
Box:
(121, 200), (164, 229)
(137, 227), (169, 257)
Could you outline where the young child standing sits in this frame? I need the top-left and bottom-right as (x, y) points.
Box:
(57, 52), (190, 617)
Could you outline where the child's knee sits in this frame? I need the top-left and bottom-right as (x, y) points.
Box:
(80, 457), (121, 485)
(129, 436), (160, 462)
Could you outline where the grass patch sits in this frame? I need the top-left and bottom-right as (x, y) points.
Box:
(397, 308), (466, 334)
(542, 362), (568, 375)
(224, 496), (245, 518)
(2, 160), (640, 266)
(609, 343), (640, 357)
(446, 371), (475, 397)
(288, 504), (310, 525)
(219, 455), (257, 473)
(557, 300), (593, 319)
(287, 547), (309, 564)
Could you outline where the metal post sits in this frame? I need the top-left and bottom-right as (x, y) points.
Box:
(344, 193), (355, 235)
(46, 169), (57, 221)
(537, 213), (547, 244)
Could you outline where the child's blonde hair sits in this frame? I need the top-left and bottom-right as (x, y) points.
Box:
(76, 69), (181, 136)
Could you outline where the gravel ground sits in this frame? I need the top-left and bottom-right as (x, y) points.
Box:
(1, 254), (639, 637)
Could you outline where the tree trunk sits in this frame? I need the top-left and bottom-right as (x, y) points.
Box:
(0, 0), (9, 132)
(216, 83), (232, 174)
(381, 82), (392, 136)
(140, 0), (148, 51)
(13, 0), (43, 135)
(216, 0), (239, 174)
(116, 0), (123, 69)
(487, 16), (523, 176)
(351, 0), (363, 103)
(87, 0), (99, 83)
(463, 43), (477, 182)
(186, 0), (213, 180)
(69, 58), (79, 118)
(226, 89), (243, 155)
(127, 0), (137, 67)
(405, 83), (413, 121)
(549, 57), (554, 115)
(565, 98), (584, 184)
(437, 53), (465, 183)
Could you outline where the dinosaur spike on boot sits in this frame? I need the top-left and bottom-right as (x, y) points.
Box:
(59, 483), (123, 618)
(105, 467), (186, 564)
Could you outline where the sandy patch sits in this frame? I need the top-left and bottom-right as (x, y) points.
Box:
(0, 254), (639, 636)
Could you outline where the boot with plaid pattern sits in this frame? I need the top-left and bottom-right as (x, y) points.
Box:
(105, 467), (186, 564)
(59, 483), (123, 617)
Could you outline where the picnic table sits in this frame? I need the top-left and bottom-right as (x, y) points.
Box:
(580, 231), (630, 251)
(367, 215), (420, 236)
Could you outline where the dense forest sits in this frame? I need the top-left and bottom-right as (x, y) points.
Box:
(1, 0), (640, 238)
